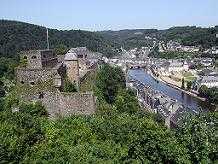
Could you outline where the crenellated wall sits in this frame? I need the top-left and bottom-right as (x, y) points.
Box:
(16, 68), (59, 85)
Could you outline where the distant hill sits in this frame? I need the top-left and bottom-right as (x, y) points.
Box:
(98, 26), (218, 50)
(1, 20), (217, 59)
(157, 26), (218, 47)
(98, 29), (158, 42)
(97, 29), (158, 50)
(0, 20), (118, 58)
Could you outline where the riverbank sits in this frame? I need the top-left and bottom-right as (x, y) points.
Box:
(148, 69), (206, 101)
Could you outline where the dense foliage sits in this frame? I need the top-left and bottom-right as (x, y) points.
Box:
(0, 102), (47, 163)
(0, 64), (217, 163)
(0, 57), (18, 98)
(158, 26), (218, 49)
(62, 77), (77, 93)
(0, 20), (118, 58)
(0, 57), (18, 79)
(95, 64), (126, 104)
(98, 29), (157, 50)
(175, 112), (218, 163)
(198, 85), (218, 104)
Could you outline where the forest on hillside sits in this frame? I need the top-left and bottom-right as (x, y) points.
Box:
(0, 20), (118, 59)
(157, 26), (218, 48)
(1, 20), (217, 60)
(99, 26), (218, 50)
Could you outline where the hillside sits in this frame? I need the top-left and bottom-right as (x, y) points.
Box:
(98, 29), (158, 50)
(98, 26), (218, 50)
(157, 26), (218, 47)
(1, 20), (217, 59)
(0, 20), (118, 58)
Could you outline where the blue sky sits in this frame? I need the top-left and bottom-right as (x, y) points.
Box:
(1, 0), (218, 31)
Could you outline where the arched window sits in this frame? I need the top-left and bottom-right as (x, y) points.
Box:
(31, 56), (37, 59)
(23, 56), (27, 59)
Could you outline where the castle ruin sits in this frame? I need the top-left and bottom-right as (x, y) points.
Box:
(16, 48), (98, 118)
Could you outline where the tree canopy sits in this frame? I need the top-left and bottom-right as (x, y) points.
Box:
(95, 64), (126, 104)
(99, 26), (218, 50)
(198, 85), (218, 104)
(0, 20), (118, 58)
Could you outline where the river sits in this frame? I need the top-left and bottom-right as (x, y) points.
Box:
(128, 69), (214, 111)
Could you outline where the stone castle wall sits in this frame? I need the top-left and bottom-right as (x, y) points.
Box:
(41, 50), (58, 68)
(16, 63), (66, 85)
(21, 90), (96, 118)
(17, 48), (96, 118)
(20, 50), (42, 69)
(20, 50), (58, 69)
(16, 68), (58, 85)
(42, 58), (58, 68)
(58, 92), (96, 116)
(65, 60), (80, 87)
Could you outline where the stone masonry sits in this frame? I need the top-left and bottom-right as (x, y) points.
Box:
(17, 49), (63, 86)
(16, 49), (96, 117)
(21, 90), (96, 118)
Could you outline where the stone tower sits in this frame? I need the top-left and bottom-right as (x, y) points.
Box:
(20, 50), (58, 69)
(64, 52), (80, 88)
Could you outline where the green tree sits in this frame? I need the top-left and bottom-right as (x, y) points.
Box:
(63, 78), (77, 92)
(175, 113), (218, 163)
(114, 89), (140, 114)
(23, 113), (191, 163)
(205, 87), (218, 104)
(186, 81), (192, 90)
(0, 80), (5, 98)
(0, 57), (18, 79)
(54, 44), (68, 55)
(19, 102), (48, 117)
(95, 64), (125, 104)
(19, 57), (28, 68)
(198, 85), (208, 97)
(0, 101), (46, 163)
(181, 78), (185, 89)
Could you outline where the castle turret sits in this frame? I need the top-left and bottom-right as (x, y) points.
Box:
(64, 52), (80, 88)
(20, 49), (58, 69)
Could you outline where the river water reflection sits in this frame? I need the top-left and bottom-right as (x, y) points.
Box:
(128, 69), (214, 111)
